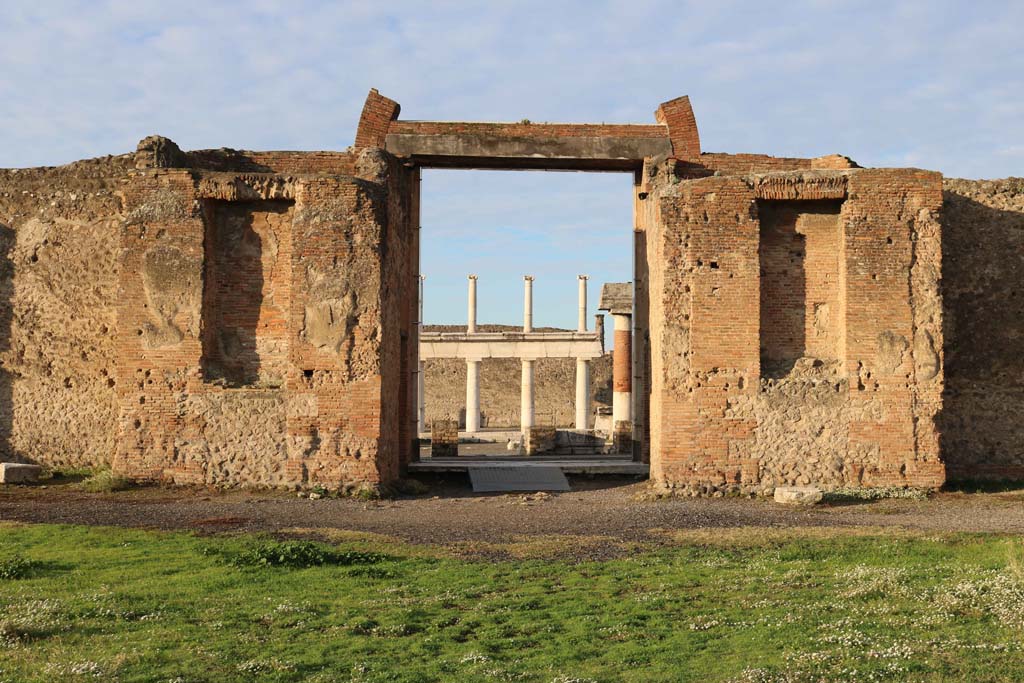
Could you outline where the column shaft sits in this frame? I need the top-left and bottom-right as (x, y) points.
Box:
(577, 275), (588, 332)
(467, 275), (478, 334)
(415, 275), (425, 434)
(612, 313), (633, 425)
(575, 358), (590, 430)
(465, 360), (481, 433)
(523, 276), (534, 333)
(417, 360), (425, 434)
(520, 359), (535, 432)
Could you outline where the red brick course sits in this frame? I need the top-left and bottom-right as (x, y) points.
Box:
(654, 96), (701, 160)
(354, 89), (401, 149)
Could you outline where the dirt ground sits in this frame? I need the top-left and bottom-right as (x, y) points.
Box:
(3, 474), (1024, 548)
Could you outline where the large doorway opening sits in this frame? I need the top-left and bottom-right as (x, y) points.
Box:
(413, 168), (645, 473)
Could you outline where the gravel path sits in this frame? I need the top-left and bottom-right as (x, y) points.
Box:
(2, 475), (1024, 545)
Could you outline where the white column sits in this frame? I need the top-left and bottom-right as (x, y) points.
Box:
(465, 359), (481, 433)
(523, 275), (534, 333)
(577, 275), (588, 332)
(416, 275), (425, 434)
(575, 357), (590, 430)
(467, 274), (478, 334)
(521, 359), (535, 432)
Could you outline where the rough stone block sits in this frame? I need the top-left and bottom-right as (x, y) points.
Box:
(773, 486), (823, 505)
(431, 419), (459, 458)
(0, 463), (42, 484)
(524, 426), (557, 455)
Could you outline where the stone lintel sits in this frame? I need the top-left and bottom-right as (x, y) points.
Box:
(420, 331), (603, 361)
(385, 132), (670, 171)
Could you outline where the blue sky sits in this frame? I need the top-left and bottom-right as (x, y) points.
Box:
(1, 1), (1021, 327)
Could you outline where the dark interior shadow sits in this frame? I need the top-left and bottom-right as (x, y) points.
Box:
(939, 190), (1024, 482)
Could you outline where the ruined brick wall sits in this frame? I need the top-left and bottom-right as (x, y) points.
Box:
(112, 148), (413, 490)
(4, 112), (1021, 495)
(423, 342), (613, 429)
(185, 150), (357, 175)
(645, 164), (944, 493)
(135, 136), (358, 176)
(941, 178), (1024, 481)
(0, 155), (131, 468)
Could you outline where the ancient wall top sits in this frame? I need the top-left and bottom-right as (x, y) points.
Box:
(353, 88), (701, 171)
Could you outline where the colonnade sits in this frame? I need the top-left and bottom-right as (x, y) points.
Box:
(420, 275), (600, 435)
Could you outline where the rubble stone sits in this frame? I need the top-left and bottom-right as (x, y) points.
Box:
(0, 463), (41, 484)
(774, 486), (823, 505)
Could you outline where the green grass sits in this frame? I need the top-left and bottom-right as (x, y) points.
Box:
(77, 469), (132, 493)
(2, 523), (1024, 682)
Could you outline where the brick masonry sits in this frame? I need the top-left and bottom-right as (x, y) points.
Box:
(430, 419), (458, 458)
(106, 143), (417, 491)
(0, 90), (1019, 492)
(524, 426), (557, 455)
(642, 165), (945, 494)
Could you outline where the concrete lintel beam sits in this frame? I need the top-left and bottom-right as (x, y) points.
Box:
(385, 133), (671, 170)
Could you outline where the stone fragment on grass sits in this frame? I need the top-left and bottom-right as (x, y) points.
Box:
(0, 463), (42, 484)
(773, 485), (823, 505)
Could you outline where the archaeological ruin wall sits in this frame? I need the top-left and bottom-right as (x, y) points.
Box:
(641, 164), (946, 494)
(0, 87), (1022, 493)
(110, 140), (418, 490)
(0, 156), (129, 469)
